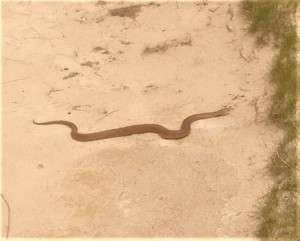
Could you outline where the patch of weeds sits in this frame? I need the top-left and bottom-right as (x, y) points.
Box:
(109, 4), (142, 19)
(242, 0), (299, 240)
(142, 34), (192, 55)
(92, 46), (105, 52)
(258, 185), (297, 238)
(63, 72), (80, 80)
(242, 0), (298, 45)
(96, 0), (107, 6)
(269, 36), (298, 123)
(142, 42), (169, 55)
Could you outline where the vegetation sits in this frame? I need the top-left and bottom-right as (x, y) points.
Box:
(242, 0), (299, 240)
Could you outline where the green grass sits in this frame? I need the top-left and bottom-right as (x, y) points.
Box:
(242, 0), (299, 240)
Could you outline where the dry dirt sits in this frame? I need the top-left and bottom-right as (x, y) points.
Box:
(2, 0), (282, 238)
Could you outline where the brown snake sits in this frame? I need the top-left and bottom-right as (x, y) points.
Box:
(33, 107), (231, 142)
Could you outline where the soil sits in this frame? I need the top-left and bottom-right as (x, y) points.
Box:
(2, 0), (282, 238)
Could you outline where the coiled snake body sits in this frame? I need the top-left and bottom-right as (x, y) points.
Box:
(33, 107), (231, 142)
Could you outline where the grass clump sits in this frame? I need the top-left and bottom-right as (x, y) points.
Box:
(242, 0), (299, 240)
(243, 0), (297, 45)
(109, 4), (142, 19)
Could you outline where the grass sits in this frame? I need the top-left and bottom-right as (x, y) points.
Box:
(242, 0), (299, 240)
(142, 34), (192, 55)
(108, 4), (143, 19)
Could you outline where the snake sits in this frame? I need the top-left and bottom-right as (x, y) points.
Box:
(33, 107), (231, 142)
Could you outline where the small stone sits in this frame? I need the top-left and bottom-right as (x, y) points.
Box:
(80, 16), (87, 22)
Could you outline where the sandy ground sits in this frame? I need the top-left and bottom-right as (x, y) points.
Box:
(2, 0), (283, 238)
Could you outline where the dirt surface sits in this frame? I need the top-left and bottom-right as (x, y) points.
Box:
(2, 0), (282, 238)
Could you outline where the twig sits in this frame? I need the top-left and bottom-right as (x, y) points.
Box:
(3, 56), (31, 65)
(63, 72), (79, 80)
(191, 166), (202, 175)
(227, 4), (234, 20)
(239, 47), (255, 62)
(28, 23), (48, 40)
(44, 83), (63, 97)
(89, 110), (118, 129)
(72, 104), (91, 112)
(176, 0), (179, 9)
(94, 72), (103, 77)
(239, 47), (249, 62)
(276, 151), (289, 166)
(226, 24), (233, 32)
(1, 194), (10, 239)
(55, 103), (68, 108)
(165, 52), (182, 62)
(47, 89), (63, 96)
(253, 98), (258, 123)
(2, 76), (29, 85)
(8, 9), (30, 15)
(95, 110), (118, 121)
(27, 22), (55, 47)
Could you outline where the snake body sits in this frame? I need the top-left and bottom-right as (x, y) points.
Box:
(33, 107), (231, 142)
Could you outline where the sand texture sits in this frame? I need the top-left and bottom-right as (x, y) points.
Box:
(2, 1), (282, 238)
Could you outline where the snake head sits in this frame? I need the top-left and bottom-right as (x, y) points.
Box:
(219, 106), (233, 115)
